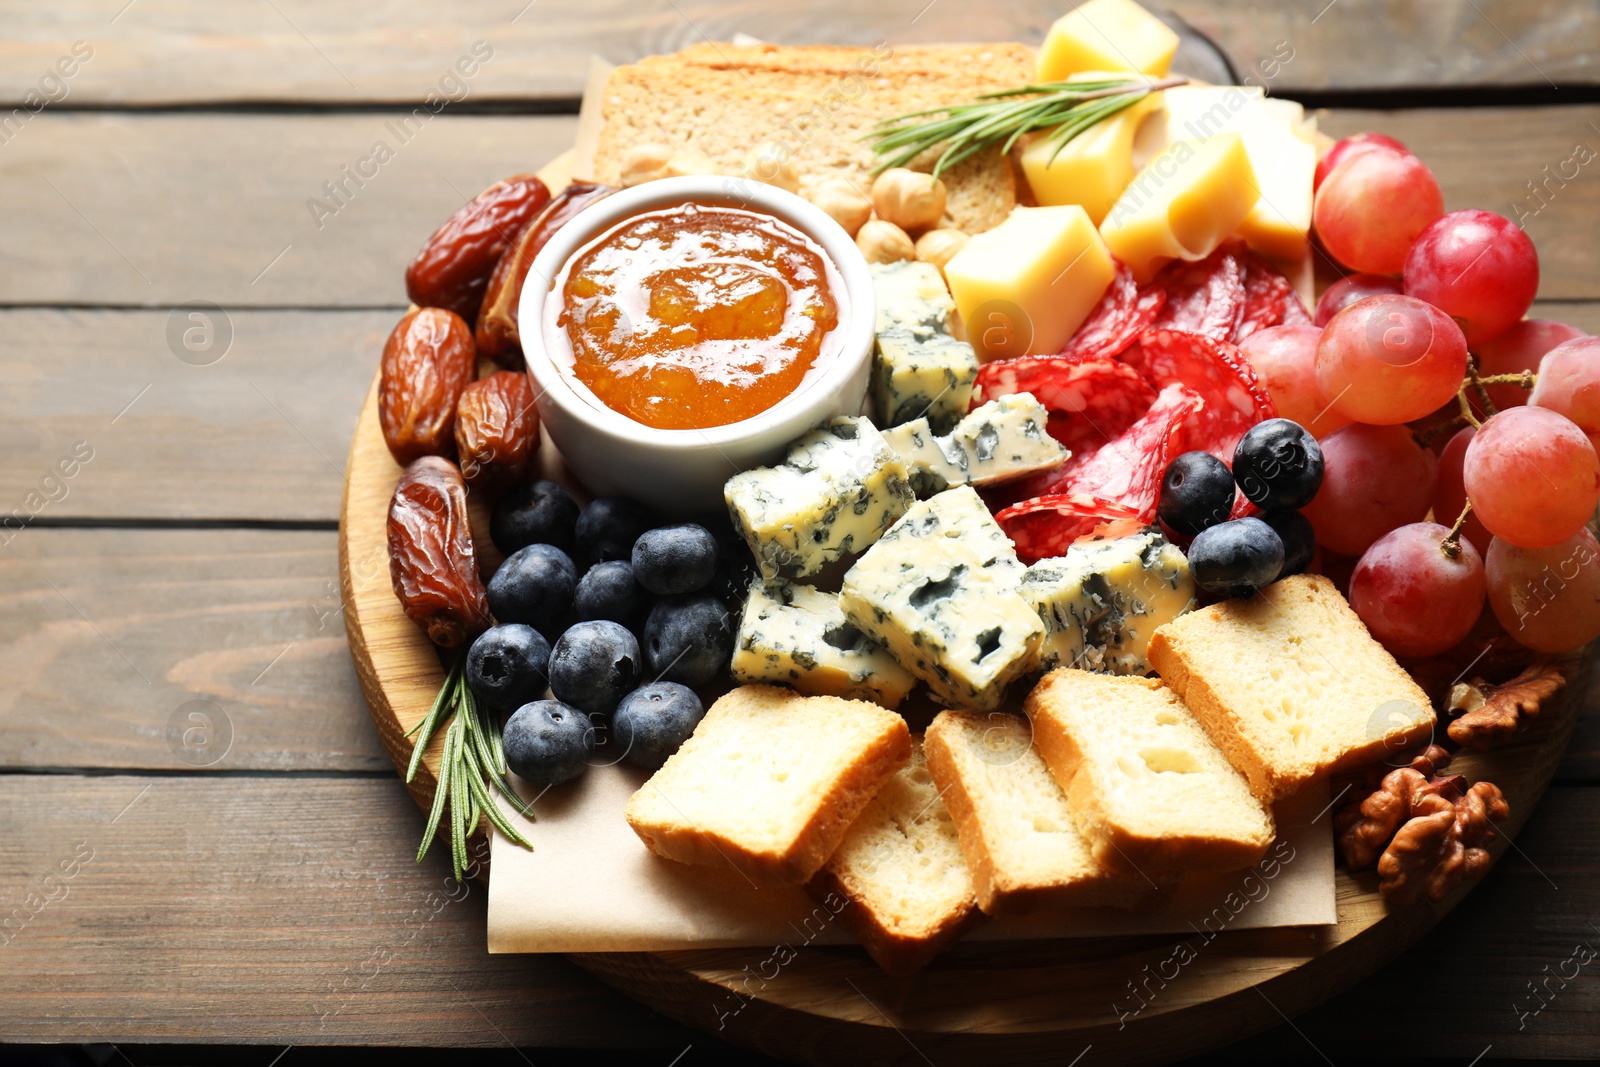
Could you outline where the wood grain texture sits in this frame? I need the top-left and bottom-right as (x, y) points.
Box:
(0, 527), (386, 772)
(0, 773), (693, 1048)
(3, 0), (1593, 107)
(0, 113), (575, 307)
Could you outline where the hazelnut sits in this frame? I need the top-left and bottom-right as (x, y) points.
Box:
(915, 228), (970, 276)
(870, 167), (947, 234)
(856, 219), (916, 264)
(743, 141), (800, 194)
(665, 149), (719, 178)
(619, 143), (673, 187)
(808, 178), (873, 237)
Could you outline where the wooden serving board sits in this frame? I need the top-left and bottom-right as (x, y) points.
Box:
(339, 152), (1591, 1066)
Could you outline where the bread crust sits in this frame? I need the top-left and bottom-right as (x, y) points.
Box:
(805, 866), (981, 977)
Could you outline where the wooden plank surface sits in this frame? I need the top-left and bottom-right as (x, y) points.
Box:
(0, 528), (386, 772)
(0, 772), (1594, 1056)
(3, 1), (1593, 108)
(4, 107), (1599, 308)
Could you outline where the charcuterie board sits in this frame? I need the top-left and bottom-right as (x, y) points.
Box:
(340, 136), (1593, 1064)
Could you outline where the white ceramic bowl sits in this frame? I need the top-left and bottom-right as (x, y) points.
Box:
(518, 175), (875, 515)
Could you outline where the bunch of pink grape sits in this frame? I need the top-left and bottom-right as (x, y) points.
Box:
(1235, 133), (1600, 657)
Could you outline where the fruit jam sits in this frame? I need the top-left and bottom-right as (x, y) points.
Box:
(557, 202), (840, 430)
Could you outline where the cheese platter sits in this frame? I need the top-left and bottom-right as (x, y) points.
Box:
(340, 1), (1600, 1061)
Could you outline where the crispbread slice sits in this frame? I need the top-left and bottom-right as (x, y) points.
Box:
(808, 739), (979, 974)
(1147, 573), (1436, 804)
(625, 685), (911, 886)
(592, 43), (1033, 234)
(1025, 669), (1275, 873)
(922, 709), (1163, 915)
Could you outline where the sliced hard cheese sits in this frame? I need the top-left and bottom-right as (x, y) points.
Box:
(882, 393), (1067, 494)
(731, 578), (917, 709)
(1020, 76), (1162, 225)
(1100, 132), (1260, 282)
(1133, 85), (1317, 262)
(1021, 527), (1194, 674)
(725, 416), (913, 581)
(944, 205), (1115, 361)
(1037, 0), (1179, 81)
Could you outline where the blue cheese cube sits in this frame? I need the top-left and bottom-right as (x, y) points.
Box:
(871, 260), (954, 337)
(883, 393), (1067, 495)
(841, 535), (1044, 711)
(1021, 527), (1196, 674)
(872, 330), (979, 433)
(725, 416), (914, 581)
(730, 578), (917, 709)
(879, 486), (1025, 588)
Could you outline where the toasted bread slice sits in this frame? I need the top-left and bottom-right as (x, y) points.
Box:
(1025, 669), (1275, 873)
(592, 43), (1034, 234)
(1147, 573), (1436, 804)
(922, 709), (1164, 915)
(625, 685), (911, 886)
(808, 739), (979, 975)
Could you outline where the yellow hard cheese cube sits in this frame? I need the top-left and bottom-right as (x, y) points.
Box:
(943, 206), (1115, 362)
(1139, 86), (1317, 262)
(1038, 0), (1179, 80)
(1100, 132), (1260, 283)
(1020, 79), (1161, 225)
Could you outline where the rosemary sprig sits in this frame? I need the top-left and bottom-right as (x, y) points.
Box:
(409, 655), (534, 881)
(866, 75), (1187, 180)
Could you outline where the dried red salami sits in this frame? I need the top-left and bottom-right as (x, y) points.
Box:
(994, 493), (1143, 563)
(1057, 261), (1167, 362)
(1147, 246), (1247, 342)
(1235, 251), (1313, 342)
(1137, 328), (1277, 464)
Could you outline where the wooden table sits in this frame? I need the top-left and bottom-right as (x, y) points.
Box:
(3, 2), (1598, 1062)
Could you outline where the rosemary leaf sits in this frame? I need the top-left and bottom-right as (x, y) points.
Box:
(416, 710), (456, 864)
(405, 657), (461, 782)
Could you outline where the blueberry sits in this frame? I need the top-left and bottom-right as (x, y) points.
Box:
(548, 620), (641, 717)
(644, 595), (734, 687)
(487, 544), (578, 638)
(574, 497), (656, 566)
(492, 481), (579, 556)
(1158, 451), (1238, 536)
(465, 624), (551, 715)
(503, 699), (594, 787)
(1187, 517), (1286, 598)
(1261, 509), (1316, 578)
(632, 523), (719, 595)
(613, 682), (705, 769)
(1232, 419), (1325, 511)
(575, 560), (649, 629)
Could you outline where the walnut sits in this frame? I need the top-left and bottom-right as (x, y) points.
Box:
(855, 219), (916, 264)
(1377, 781), (1509, 905)
(808, 178), (872, 237)
(1335, 765), (1465, 870)
(870, 168), (947, 234)
(1447, 659), (1566, 751)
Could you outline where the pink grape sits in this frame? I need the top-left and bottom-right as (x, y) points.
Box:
(1350, 522), (1485, 658)
(1486, 527), (1600, 653)
(1463, 405), (1600, 549)
(1314, 149), (1443, 274)
(1529, 335), (1600, 452)
(1432, 428), (1493, 555)
(1315, 294), (1469, 425)
(1302, 423), (1438, 557)
(1237, 325), (1351, 438)
(1313, 273), (1404, 327)
(1474, 319), (1585, 415)
(1314, 133), (1410, 191)
(1403, 210), (1539, 348)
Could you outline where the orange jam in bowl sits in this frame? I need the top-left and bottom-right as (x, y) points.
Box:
(554, 202), (841, 430)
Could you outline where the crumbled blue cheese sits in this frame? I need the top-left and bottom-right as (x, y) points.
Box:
(871, 260), (954, 336)
(882, 393), (1067, 495)
(1021, 527), (1196, 674)
(724, 416), (913, 581)
(878, 486), (1025, 588)
(841, 535), (1044, 711)
(869, 261), (977, 432)
(730, 578), (916, 709)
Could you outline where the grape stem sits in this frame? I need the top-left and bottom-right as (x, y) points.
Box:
(1440, 500), (1474, 559)
(1475, 371), (1539, 389)
(1455, 390), (1483, 429)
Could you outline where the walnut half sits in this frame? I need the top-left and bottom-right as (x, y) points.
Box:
(1377, 782), (1509, 905)
(1447, 659), (1566, 751)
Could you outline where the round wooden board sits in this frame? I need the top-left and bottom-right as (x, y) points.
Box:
(339, 155), (1591, 1067)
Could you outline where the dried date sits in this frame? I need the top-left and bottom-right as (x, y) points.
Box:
(455, 370), (539, 490)
(476, 181), (616, 366)
(379, 307), (477, 466)
(388, 456), (493, 648)
(405, 173), (551, 322)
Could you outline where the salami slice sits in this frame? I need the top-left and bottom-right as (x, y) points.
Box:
(1148, 246), (1247, 342)
(1057, 261), (1167, 362)
(1137, 328), (1278, 464)
(1235, 252), (1313, 342)
(1050, 382), (1205, 518)
(994, 493), (1143, 563)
